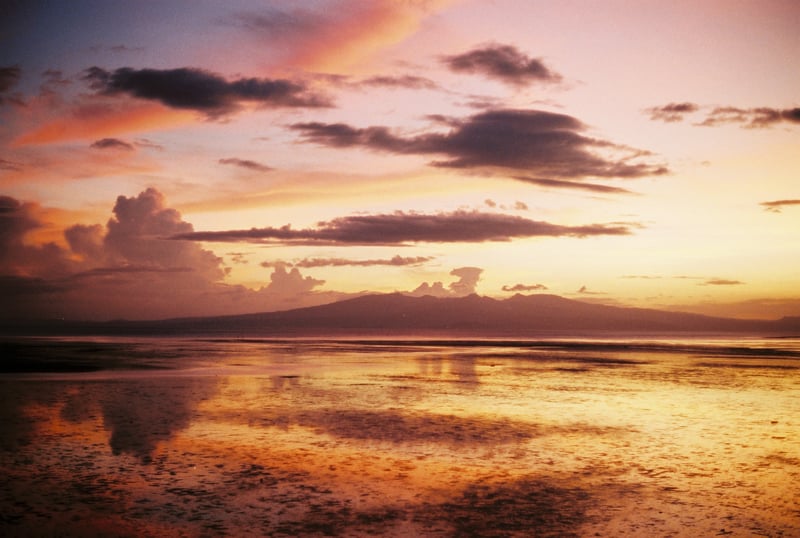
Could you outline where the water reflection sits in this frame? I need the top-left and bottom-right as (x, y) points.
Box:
(1, 337), (799, 537)
(0, 381), (46, 451)
(58, 377), (219, 462)
(416, 354), (479, 387)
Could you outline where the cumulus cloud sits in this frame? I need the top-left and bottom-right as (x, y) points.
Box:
(265, 262), (325, 295)
(502, 283), (548, 292)
(218, 157), (273, 173)
(0, 195), (74, 279)
(90, 138), (135, 151)
(291, 108), (667, 179)
(408, 267), (483, 298)
(441, 44), (562, 86)
(101, 188), (225, 281)
(0, 189), (347, 320)
(170, 210), (632, 246)
(760, 199), (800, 213)
(84, 66), (330, 118)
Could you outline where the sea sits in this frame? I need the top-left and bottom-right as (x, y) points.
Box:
(1, 335), (799, 536)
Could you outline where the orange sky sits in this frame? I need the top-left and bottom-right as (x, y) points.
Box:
(1, 0), (799, 321)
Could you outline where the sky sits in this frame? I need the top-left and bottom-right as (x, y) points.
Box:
(1, 0), (799, 322)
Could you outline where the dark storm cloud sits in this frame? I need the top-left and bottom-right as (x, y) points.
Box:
(646, 102), (700, 122)
(512, 176), (635, 194)
(218, 157), (273, 172)
(0, 275), (67, 296)
(294, 255), (434, 268)
(359, 75), (438, 90)
(0, 65), (22, 92)
(441, 44), (562, 86)
(90, 138), (135, 151)
(169, 210), (632, 246)
(502, 283), (548, 292)
(0, 65), (23, 106)
(760, 199), (800, 213)
(83, 66), (330, 117)
(291, 108), (668, 179)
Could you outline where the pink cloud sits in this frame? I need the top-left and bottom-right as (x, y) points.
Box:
(0, 188), (350, 320)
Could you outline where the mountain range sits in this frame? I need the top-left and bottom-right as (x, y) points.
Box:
(6, 293), (799, 337)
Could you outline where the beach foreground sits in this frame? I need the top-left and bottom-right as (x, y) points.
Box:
(1, 337), (799, 536)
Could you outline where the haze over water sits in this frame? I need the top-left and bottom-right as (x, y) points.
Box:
(2, 336), (799, 536)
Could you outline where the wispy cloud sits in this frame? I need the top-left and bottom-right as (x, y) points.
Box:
(84, 66), (331, 118)
(647, 102), (800, 129)
(502, 283), (548, 292)
(358, 75), (438, 90)
(0, 158), (23, 171)
(291, 108), (668, 179)
(760, 199), (800, 213)
(293, 255), (434, 268)
(218, 158), (273, 173)
(227, 1), (454, 72)
(645, 102), (700, 122)
(441, 44), (562, 86)
(14, 100), (195, 146)
(577, 285), (606, 295)
(512, 176), (635, 194)
(170, 210), (633, 245)
(700, 278), (745, 286)
(699, 106), (800, 128)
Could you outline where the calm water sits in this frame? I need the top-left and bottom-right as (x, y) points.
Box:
(1, 336), (799, 536)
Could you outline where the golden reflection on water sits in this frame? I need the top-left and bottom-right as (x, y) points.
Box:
(1, 338), (799, 536)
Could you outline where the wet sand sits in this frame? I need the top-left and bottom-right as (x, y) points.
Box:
(1, 337), (799, 536)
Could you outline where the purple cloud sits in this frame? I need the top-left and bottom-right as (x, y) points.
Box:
(169, 210), (633, 245)
(441, 44), (562, 86)
(291, 108), (668, 180)
(84, 66), (331, 117)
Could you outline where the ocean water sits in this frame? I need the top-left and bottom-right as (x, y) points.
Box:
(1, 336), (799, 536)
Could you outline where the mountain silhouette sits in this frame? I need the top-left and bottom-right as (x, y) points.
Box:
(9, 293), (799, 336)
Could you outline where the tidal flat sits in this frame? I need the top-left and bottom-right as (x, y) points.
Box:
(1, 337), (799, 536)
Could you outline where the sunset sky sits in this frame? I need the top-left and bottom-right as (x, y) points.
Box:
(1, 0), (799, 321)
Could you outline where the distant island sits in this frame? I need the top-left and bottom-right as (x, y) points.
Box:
(4, 293), (799, 337)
